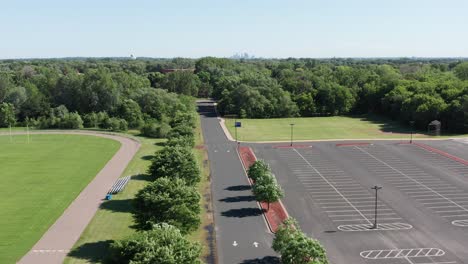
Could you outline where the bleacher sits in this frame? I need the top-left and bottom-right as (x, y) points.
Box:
(108, 176), (131, 194)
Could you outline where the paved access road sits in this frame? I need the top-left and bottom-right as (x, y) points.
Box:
(198, 101), (278, 264)
(7, 131), (140, 264)
(252, 140), (468, 264)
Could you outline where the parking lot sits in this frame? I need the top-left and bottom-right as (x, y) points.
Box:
(251, 140), (468, 264)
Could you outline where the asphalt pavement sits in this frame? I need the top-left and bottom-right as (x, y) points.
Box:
(198, 100), (277, 264)
(251, 140), (468, 264)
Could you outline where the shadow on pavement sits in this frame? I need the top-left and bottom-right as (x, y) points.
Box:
(225, 185), (251, 191)
(67, 240), (113, 263)
(99, 199), (133, 213)
(219, 195), (256, 203)
(221, 208), (264, 218)
(240, 256), (281, 264)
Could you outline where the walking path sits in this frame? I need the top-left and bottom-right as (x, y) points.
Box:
(1, 131), (140, 264)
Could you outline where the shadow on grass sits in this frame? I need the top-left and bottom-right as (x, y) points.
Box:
(225, 185), (251, 191)
(67, 240), (113, 263)
(131, 174), (151, 182)
(154, 141), (166, 147)
(221, 208), (264, 218)
(240, 256), (281, 264)
(219, 195), (255, 203)
(99, 199), (133, 213)
(141, 155), (154, 161)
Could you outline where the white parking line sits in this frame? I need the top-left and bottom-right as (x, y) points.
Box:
(293, 149), (373, 225)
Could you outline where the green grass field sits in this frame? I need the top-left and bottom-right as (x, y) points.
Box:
(0, 134), (120, 264)
(64, 134), (166, 264)
(225, 116), (468, 142)
(65, 119), (214, 264)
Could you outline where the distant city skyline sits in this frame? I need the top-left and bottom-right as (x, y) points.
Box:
(1, 0), (468, 59)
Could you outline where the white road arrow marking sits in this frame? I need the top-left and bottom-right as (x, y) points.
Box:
(253, 242), (259, 248)
(233, 241), (238, 247)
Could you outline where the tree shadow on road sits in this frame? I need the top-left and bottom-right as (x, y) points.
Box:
(67, 240), (113, 263)
(219, 195), (255, 203)
(221, 208), (264, 218)
(225, 185), (251, 191)
(240, 256), (281, 264)
(99, 199), (133, 213)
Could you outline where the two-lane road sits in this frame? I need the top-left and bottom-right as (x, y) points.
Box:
(198, 101), (277, 264)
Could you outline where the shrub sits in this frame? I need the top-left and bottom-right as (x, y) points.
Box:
(109, 223), (202, 264)
(133, 178), (201, 233)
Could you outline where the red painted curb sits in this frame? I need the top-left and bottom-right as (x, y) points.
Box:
(273, 144), (312, 149)
(336, 142), (370, 147)
(411, 143), (468, 166)
(238, 147), (289, 233)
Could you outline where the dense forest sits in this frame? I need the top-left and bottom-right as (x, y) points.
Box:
(0, 57), (467, 133)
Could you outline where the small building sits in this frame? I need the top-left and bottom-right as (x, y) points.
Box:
(428, 120), (441, 136)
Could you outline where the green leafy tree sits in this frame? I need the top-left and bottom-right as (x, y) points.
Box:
(273, 218), (329, 264)
(133, 178), (201, 233)
(0, 102), (16, 128)
(252, 173), (284, 211)
(115, 99), (144, 128)
(248, 160), (270, 182)
(148, 146), (200, 185)
(109, 223), (202, 264)
(454, 62), (468, 80)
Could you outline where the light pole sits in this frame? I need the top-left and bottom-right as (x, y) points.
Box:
(290, 123), (295, 147)
(409, 121), (415, 144)
(371, 186), (382, 229)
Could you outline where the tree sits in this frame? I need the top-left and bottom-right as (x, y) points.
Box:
(248, 160), (270, 182)
(109, 223), (202, 264)
(162, 71), (200, 96)
(115, 99), (144, 128)
(252, 173), (284, 211)
(273, 218), (329, 264)
(133, 178), (201, 233)
(140, 121), (171, 138)
(0, 102), (16, 128)
(454, 62), (468, 80)
(148, 146), (200, 185)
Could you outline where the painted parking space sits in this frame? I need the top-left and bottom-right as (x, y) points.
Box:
(276, 147), (411, 231)
(360, 247), (458, 264)
(341, 145), (468, 226)
(398, 144), (468, 177)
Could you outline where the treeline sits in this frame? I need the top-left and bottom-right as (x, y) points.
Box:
(1, 57), (467, 133)
(109, 110), (205, 263)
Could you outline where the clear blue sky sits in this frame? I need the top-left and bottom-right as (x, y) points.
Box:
(1, 0), (467, 59)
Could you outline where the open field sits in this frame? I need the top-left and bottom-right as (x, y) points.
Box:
(251, 140), (468, 263)
(225, 116), (468, 142)
(0, 134), (120, 264)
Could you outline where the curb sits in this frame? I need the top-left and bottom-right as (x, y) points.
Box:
(237, 146), (289, 233)
(411, 142), (468, 166)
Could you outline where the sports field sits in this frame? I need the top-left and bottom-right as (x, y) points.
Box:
(0, 134), (120, 263)
(225, 116), (467, 142)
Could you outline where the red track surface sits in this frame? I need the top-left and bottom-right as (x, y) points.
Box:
(238, 147), (289, 232)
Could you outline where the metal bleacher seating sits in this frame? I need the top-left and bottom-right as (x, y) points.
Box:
(108, 176), (131, 194)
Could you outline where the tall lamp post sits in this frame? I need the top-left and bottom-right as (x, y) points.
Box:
(371, 186), (382, 229)
(290, 123), (295, 147)
(409, 121), (415, 144)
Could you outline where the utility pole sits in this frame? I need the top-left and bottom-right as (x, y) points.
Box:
(409, 121), (415, 144)
(290, 123), (295, 147)
(371, 186), (382, 229)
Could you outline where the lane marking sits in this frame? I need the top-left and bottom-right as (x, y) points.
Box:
(360, 248), (444, 259)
